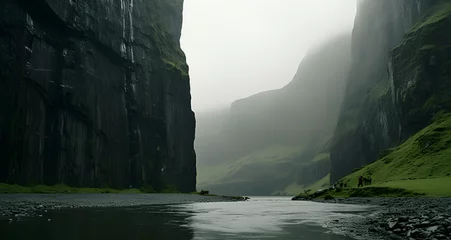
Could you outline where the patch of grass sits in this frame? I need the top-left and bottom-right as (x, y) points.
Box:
(318, 186), (421, 199)
(292, 173), (330, 198)
(368, 78), (389, 102)
(377, 178), (451, 197)
(161, 184), (179, 193)
(0, 183), (142, 194)
(409, 0), (451, 34)
(311, 153), (330, 162)
(140, 185), (156, 193)
(341, 113), (451, 188)
(281, 181), (305, 195)
(308, 173), (330, 190)
(324, 194), (335, 200)
(197, 145), (306, 187)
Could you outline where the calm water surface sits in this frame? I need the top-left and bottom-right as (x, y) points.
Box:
(1, 197), (371, 240)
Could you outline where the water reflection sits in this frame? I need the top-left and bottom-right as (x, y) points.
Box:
(1, 206), (194, 240)
(0, 197), (370, 240)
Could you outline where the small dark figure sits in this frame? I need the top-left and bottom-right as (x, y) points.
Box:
(200, 190), (209, 195)
(340, 182), (344, 188)
(369, 177), (372, 185)
(344, 182), (347, 188)
(358, 175), (363, 187)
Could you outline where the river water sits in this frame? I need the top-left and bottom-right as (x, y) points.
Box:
(2, 197), (372, 240)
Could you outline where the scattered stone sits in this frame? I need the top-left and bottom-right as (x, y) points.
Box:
(420, 221), (431, 227)
(427, 226), (439, 232)
(388, 221), (398, 229)
(47, 219), (51, 222)
(435, 233), (447, 239)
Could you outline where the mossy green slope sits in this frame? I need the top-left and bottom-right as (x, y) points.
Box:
(338, 113), (451, 196)
(409, 0), (451, 33)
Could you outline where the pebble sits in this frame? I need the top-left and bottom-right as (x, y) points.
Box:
(427, 226), (439, 232)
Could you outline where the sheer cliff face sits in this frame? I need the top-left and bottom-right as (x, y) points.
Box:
(0, 0), (196, 192)
(331, 0), (447, 183)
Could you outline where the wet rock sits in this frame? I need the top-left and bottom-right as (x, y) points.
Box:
(427, 226), (439, 232)
(419, 221), (431, 227)
(388, 221), (398, 229)
(433, 216), (445, 221)
(411, 229), (429, 238)
(434, 233), (447, 239)
(406, 229), (412, 237)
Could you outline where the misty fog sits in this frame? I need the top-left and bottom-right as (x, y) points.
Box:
(183, 1), (359, 195)
(181, 0), (357, 112)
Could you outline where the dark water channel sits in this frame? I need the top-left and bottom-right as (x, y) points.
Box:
(1, 197), (372, 240)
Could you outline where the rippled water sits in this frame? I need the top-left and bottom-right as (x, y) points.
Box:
(1, 197), (371, 240)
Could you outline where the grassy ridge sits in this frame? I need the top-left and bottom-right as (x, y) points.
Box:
(341, 113), (451, 188)
(409, 0), (451, 33)
(197, 145), (305, 188)
(325, 114), (451, 198)
(294, 114), (451, 199)
(311, 178), (451, 199)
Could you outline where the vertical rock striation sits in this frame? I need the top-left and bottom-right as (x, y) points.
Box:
(0, 0), (196, 192)
(330, 0), (451, 183)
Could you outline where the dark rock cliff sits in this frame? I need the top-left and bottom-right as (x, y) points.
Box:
(0, 0), (196, 192)
(330, 0), (451, 183)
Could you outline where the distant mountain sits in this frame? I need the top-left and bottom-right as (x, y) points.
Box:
(195, 34), (352, 195)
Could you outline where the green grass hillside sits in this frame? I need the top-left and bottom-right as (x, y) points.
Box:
(337, 113), (451, 196)
(197, 145), (305, 187)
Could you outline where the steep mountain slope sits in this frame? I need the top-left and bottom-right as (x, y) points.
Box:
(330, 0), (445, 183)
(333, 0), (451, 187)
(0, 0), (196, 192)
(196, 35), (351, 195)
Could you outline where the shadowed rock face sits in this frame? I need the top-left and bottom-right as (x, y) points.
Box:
(0, 0), (196, 192)
(330, 0), (450, 183)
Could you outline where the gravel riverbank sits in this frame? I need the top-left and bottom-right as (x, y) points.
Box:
(318, 198), (451, 240)
(0, 194), (243, 221)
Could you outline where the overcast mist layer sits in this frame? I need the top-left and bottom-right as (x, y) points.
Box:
(181, 0), (357, 112)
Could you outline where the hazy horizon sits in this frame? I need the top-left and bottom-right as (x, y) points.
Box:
(181, 0), (358, 113)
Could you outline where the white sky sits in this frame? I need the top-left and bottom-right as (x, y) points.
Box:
(181, 0), (357, 112)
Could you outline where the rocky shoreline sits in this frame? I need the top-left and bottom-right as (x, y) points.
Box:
(317, 198), (451, 240)
(0, 194), (245, 222)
